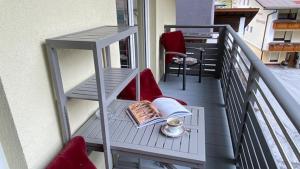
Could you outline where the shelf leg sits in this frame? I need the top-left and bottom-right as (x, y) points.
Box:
(134, 32), (140, 101)
(105, 46), (111, 68)
(93, 43), (113, 169)
(46, 46), (71, 144)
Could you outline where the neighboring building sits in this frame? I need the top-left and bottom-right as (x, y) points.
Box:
(216, 0), (233, 8)
(235, 0), (300, 66)
(214, 8), (259, 36)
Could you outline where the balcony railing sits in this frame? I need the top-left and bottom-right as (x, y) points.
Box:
(273, 20), (300, 30)
(269, 42), (300, 52)
(164, 25), (300, 169)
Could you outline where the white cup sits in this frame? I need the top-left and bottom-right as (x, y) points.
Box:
(166, 118), (183, 133)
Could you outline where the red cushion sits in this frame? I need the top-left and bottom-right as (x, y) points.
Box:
(160, 31), (186, 64)
(118, 68), (163, 102)
(118, 68), (187, 105)
(46, 136), (96, 169)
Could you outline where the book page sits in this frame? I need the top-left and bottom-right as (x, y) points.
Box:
(126, 110), (164, 128)
(128, 101), (162, 126)
(151, 98), (191, 118)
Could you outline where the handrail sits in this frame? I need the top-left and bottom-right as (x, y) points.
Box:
(165, 25), (227, 29)
(164, 24), (300, 133)
(225, 25), (300, 133)
(164, 24), (300, 168)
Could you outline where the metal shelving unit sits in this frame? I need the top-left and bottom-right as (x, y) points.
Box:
(46, 26), (140, 169)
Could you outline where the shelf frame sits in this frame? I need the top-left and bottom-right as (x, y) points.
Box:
(46, 26), (140, 169)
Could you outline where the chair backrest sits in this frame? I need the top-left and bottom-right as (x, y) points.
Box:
(46, 136), (96, 169)
(160, 31), (186, 64)
(118, 68), (163, 102)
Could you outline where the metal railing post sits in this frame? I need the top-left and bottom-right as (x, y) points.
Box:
(216, 27), (226, 79)
(234, 65), (258, 158)
(225, 25), (300, 133)
(224, 39), (238, 105)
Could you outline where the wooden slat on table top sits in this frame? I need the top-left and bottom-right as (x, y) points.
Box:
(73, 100), (205, 165)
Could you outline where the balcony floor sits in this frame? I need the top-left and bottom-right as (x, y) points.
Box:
(159, 74), (236, 169)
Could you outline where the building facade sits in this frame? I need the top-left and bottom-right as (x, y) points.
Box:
(235, 0), (300, 66)
(216, 0), (233, 8)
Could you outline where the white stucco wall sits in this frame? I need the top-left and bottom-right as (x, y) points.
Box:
(243, 0), (277, 51)
(156, 0), (177, 80)
(148, 0), (176, 81)
(0, 0), (119, 168)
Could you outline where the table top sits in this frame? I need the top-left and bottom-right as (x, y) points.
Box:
(107, 100), (206, 167)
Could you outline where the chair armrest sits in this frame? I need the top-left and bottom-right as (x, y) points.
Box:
(165, 51), (187, 58)
(186, 47), (205, 52)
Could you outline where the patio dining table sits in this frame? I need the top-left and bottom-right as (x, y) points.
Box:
(105, 100), (206, 169)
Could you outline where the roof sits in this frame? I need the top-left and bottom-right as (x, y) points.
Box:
(256, 0), (300, 9)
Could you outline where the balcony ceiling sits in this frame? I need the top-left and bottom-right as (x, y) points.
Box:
(256, 0), (300, 9)
(214, 8), (259, 32)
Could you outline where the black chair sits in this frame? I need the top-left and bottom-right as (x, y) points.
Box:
(160, 31), (205, 90)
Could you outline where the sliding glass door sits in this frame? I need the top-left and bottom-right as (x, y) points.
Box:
(116, 0), (149, 69)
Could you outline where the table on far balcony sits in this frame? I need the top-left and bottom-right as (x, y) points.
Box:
(78, 100), (206, 168)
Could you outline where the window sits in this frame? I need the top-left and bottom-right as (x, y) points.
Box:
(243, 0), (249, 6)
(249, 26), (253, 33)
(278, 9), (298, 20)
(274, 31), (292, 42)
(116, 0), (139, 68)
(245, 26), (249, 31)
(269, 52), (280, 62)
(0, 143), (9, 169)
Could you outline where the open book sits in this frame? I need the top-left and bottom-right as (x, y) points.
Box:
(127, 98), (191, 128)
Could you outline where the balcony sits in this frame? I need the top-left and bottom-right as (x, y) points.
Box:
(273, 20), (300, 30)
(269, 42), (300, 52)
(47, 25), (300, 169)
(159, 25), (300, 169)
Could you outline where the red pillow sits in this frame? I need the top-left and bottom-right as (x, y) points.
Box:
(118, 68), (163, 102)
(46, 136), (96, 169)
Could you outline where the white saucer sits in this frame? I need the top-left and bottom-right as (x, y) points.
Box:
(161, 125), (185, 138)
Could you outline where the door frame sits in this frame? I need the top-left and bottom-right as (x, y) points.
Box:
(127, 0), (150, 68)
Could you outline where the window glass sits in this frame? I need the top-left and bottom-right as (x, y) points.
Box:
(0, 143), (9, 169)
(269, 52), (280, 62)
(274, 31), (292, 42)
(278, 9), (298, 20)
(116, 0), (138, 68)
(116, 0), (129, 26)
